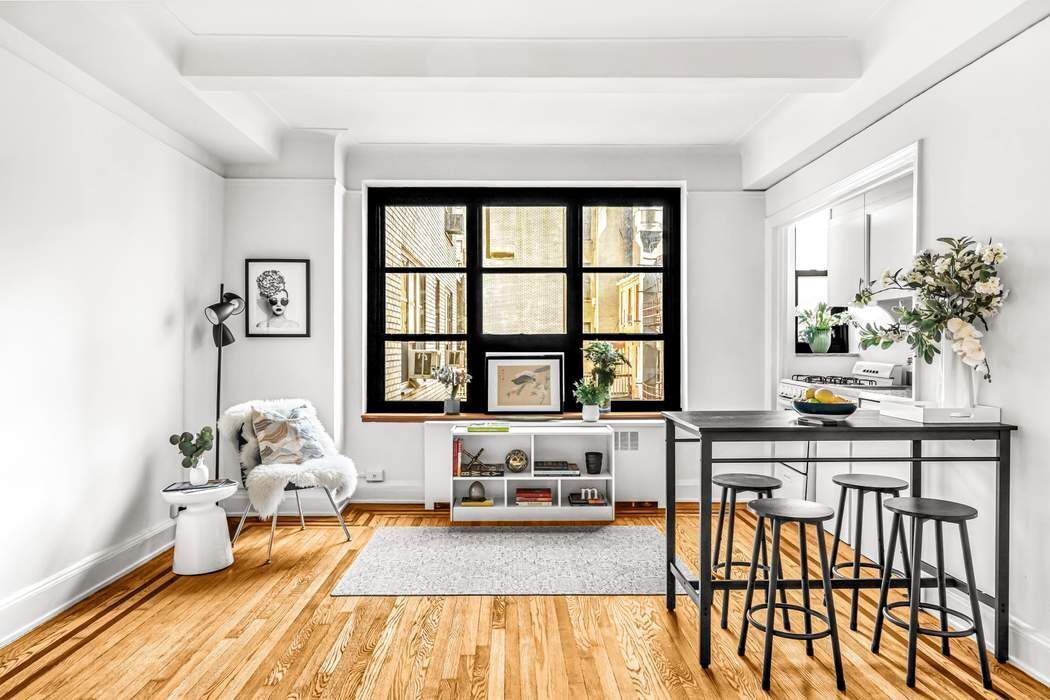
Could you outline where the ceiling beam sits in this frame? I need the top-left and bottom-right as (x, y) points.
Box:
(181, 36), (860, 89)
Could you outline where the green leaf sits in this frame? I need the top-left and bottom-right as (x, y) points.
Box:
(182, 457), (193, 468)
(168, 434), (180, 445)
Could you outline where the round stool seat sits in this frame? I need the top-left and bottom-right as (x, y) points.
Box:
(883, 496), (977, 522)
(748, 497), (834, 523)
(832, 473), (908, 492)
(713, 473), (783, 491)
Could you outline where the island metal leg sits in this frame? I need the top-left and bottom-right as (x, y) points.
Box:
(665, 418), (677, 611)
(699, 438), (713, 667)
(995, 430), (1011, 662)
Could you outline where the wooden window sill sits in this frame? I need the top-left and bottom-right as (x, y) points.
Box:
(360, 412), (665, 423)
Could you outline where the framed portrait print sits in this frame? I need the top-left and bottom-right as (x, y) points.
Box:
(486, 354), (563, 413)
(245, 259), (311, 337)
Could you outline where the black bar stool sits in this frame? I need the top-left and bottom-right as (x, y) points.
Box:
(871, 497), (992, 690)
(828, 473), (912, 630)
(712, 473), (788, 630)
(738, 498), (845, 692)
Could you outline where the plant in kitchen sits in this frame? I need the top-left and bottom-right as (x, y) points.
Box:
(797, 302), (851, 353)
(852, 237), (1008, 380)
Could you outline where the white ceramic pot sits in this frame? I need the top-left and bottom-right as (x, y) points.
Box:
(582, 405), (600, 422)
(938, 337), (975, 409)
(187, 461), (209, 485)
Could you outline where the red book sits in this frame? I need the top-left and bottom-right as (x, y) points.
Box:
(452, 438), (461, 476)
(515, 496), (553, 501)
(515, 488), (551, 496)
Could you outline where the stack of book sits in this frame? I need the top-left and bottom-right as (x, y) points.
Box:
(514, 487), (553, 507)
(461, 464), (505, 477)
(162, 478), (236, 494)
(568, 491), (608, 507)
(533, 460), (581, 477)
(459, 496), (494, 507)
(466, 421), (509, 433)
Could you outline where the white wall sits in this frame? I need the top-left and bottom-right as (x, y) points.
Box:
(0, 46), (222, 642)
(339, 144), (767, 502)
(764, 16), (1050, 679)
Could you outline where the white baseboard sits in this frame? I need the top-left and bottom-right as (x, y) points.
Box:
(0, 519), (175, 648)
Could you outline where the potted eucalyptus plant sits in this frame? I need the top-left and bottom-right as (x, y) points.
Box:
(168, 426), (214, 485)
(797, 302), (851, 353)
(573, 379), (608, 423)
(432, 365), (471, 415)
(583, 340), (629, 411)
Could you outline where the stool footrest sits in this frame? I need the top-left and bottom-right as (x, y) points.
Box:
(831, 561), (881, 577)
(882, 600), (976, 639)
(713, 559), (770, 575)
(746, 603), (831, 642)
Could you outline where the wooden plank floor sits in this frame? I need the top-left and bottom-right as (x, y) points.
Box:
(1, 504), (1046, 698)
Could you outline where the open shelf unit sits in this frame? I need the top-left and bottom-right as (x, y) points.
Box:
(450, 425), (615, 522)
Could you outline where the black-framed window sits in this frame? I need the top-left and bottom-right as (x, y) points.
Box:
(793, 211), (848, 353)
(366, 187), (681, 413)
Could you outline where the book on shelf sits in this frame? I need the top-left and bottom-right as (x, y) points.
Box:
(162, 478), (235, 493)
(534, 460), (581, 477)
(459, 497), (494, 507)
(460, 464), (505, 478)
(452, 437), (461, 476)
(514, 496), (552, 502)
(514, 501), (553, 507)
(568, 492), (608, 506)
(466, 421), (510, 432)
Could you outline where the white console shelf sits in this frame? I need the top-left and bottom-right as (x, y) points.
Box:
(449, 425), (615, 522)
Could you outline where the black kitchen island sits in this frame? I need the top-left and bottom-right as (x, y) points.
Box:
(663, 410), (1017, 668)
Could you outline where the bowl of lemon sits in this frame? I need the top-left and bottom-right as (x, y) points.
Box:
(792, 388), (857, 422)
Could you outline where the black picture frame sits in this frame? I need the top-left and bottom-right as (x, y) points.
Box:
(485, 353), (564, 414)
(244, 258), (311, 338)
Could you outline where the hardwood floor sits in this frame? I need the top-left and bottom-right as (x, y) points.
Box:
(1, 504), (1046, 698)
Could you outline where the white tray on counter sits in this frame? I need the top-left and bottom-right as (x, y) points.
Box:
(879, 402), (1001, 424)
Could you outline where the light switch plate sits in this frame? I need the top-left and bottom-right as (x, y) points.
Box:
(365, 469), (385, 482)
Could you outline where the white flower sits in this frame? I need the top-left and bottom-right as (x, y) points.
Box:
(906, 271), (923, 285)
(975, 277), (1003, 296)
(981, 243), (1006, 265)
(881, 269), (895, 284)
(947, 318), (982, 340)
(933, 257), (951, 274)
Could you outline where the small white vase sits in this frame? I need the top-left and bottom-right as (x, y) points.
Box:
(938, 337), (975, 409)
(582, 405), (600, 422)
(187, 461), (209, 485)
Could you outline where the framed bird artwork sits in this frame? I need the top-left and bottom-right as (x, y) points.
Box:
(485, 354), (563, 413)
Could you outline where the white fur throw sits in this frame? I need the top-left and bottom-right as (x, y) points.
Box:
(246, 455), (357, 519)
(218, 398), (357, 518)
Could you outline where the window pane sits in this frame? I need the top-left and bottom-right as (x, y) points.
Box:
(385, 205), (466, 267)
(796, 275), (828, 312)
(482, 206), (566, 267)
(583, 273), (662, 333)
(384, 341), (467, 401)
(483, 273), (566, 334)
(794, 210), (828, 270)
(385, 273), (467, 334)
(582, 206), (663, 267)
(583, 340), (664, 401)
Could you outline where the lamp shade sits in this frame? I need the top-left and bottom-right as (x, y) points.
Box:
(222, 291), (245, 316)
(204, 300), (236, 325)
(212, 323), (235, 348)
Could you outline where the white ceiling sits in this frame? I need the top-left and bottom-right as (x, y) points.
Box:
(163, 0), (887, 39)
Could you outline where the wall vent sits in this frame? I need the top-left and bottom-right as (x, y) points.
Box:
(614, 431), (639, 451)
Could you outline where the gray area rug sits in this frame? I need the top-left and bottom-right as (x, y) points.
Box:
(331, 526), (688, 596)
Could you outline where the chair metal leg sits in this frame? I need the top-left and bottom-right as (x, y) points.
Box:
(829, 486), (847, 573)
(817, 522), (846, 692)
(713, 486), (728, 569)
(232, 501), (251, 545)
(720, 489), (737, 629)
(896, 490), (913, 580)
(905, 517), (925, 688)
(737, 516), (765, 656)
(761, 520), (782, 691)
(871, 513), (901, 653)
(960, 522), (993, 690)
(266, 512), (278, 564)
(849, 489), (865, 631)
(875, 492), (886, 571)
(323, 487), (352, 542)
(295, 490), (306, 530)
(935, 521), (951, 656)
(799, 522), (814, 656)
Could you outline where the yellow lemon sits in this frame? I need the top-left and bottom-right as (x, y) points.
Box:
(803, 388), (817, 400)
(814, 388), (836, 403)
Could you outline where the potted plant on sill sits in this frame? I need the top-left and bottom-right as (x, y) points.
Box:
(852, 236), (1008, 408)
(169, 426), (214, 485)
(583, 340), (630, 411)
(432, 365), (471, 415)
(797, 302), (851, 353)
(573, 379), (608, 423)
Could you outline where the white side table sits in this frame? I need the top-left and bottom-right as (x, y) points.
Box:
(160, 483), (238, 575)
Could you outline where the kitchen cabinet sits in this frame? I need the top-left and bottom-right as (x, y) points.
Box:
(867, 174), (915, 294)
(827, 193), (867, 306)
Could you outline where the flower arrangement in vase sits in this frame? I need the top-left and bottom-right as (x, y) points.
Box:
(583, 340), (629, 411)
(573, 379), (609, 423)
(853, 236), (1008, 407)
(797, 302), (851, 353)
(169, 427), (214, 485)
(431, 365), (471, 414)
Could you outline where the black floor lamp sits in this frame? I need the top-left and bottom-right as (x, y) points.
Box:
(204, 284), (244, 481)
